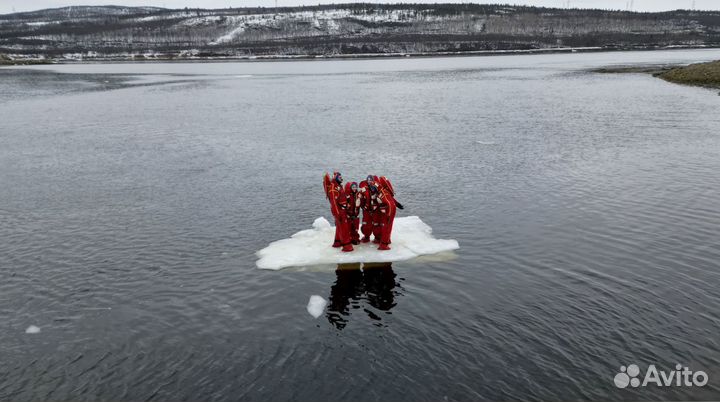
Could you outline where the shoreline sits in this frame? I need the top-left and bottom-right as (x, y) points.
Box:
(2, 44), (718, 66)
(657, 60), (720, 90)
(594, 59), (720, 91)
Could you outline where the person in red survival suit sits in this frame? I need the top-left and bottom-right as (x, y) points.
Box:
(358, 175), (379, 243)
(375, 176), (404, 251)
(344, 181), (361, 245)
(370, 175), (384, 243)
(323, 171), (354, 252)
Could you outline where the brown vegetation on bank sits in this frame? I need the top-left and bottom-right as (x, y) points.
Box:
(655, 60), (720, 88)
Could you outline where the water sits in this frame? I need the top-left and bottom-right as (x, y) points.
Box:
(1, 49), (720, 401)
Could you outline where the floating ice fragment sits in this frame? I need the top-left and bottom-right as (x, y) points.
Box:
(256, 216), (459, 270)
(307, 295), (327, 319)
(312, 216), (331, 230)
(25, 325), (41, 334)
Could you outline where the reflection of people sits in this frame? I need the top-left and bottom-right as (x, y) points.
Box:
(326, 263), (399, 330)
(326, 263), (363, 330)
(363, 263), (398, 312)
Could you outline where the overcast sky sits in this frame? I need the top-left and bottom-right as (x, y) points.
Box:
(1, 0), (717, 15)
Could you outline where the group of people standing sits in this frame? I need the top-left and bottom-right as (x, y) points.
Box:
(323, 172), (403, 252)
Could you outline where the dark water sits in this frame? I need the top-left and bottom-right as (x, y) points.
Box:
(1, 50), (720, 401)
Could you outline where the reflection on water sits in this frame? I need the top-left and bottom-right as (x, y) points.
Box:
(327, 263), (402, 330)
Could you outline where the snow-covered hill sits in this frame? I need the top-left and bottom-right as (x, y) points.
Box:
(1, 4), (719, 60)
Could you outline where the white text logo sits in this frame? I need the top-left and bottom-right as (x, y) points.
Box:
(614, 364), (708, 389)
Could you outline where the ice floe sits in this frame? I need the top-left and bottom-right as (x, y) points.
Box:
(306, 295), (328, 318)
(256, 216), (459, 270)
(25, 325), (41, 334)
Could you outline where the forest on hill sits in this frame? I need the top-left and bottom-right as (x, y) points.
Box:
(1, 3), (719, 60)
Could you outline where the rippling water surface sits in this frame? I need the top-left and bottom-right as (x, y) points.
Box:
(2, 50), (720, 401)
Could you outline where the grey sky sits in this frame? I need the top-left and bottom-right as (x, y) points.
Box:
(1, 0), (717, 15)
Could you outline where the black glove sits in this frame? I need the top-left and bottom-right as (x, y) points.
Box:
(396, 201), (404, 210)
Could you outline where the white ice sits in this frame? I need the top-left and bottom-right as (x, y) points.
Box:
(256, 216), (459, 270)
(306, 295), (328, 318)
(25, 325), (41, 334)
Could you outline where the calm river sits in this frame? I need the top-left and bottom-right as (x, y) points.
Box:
(1, 49), (720, 401)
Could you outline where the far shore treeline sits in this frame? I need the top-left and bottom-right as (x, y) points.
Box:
(1, 3), (720, 62)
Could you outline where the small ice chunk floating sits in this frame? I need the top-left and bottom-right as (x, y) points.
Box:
(306, 295), (328, 318)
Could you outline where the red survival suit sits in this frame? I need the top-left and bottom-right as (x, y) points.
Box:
(323, 172), (353, 252)
(358, 175), (380, 243)
(344, 182), (361, 245)
(375, 176), (398, 251)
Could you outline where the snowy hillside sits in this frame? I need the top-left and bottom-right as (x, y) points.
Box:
(1, 3), (720, 60)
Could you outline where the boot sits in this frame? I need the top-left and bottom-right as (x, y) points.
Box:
(332, 241), (342, 248)
(342, 244), (354, 252)
(372, 238), (381, 244)
(378, 243), (391, 251)
(361, 236), (370, 243)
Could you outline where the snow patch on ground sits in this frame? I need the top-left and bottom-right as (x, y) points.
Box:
(178, 16), (225, 26)
(256, 216), (459, 270)
(206, 8), (437, 44)
(212, 24), (246, 44)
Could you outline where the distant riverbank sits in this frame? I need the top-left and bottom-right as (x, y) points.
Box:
(0, 54), (52, 65)
(595, 59), (720, 90)
(2, 45), (718, 66)
(5, 47), (605, 65)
